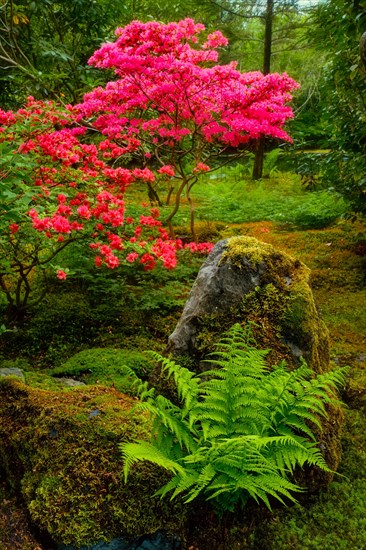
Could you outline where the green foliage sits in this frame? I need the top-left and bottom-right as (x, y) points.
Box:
(1, 291), (98, 366)
(0, 0), (228, 106)
(0, 0), (126, 105)
(121, 324), (347, 514)
(272, 192), (347, 229)
(195, 173), (347, 229)
(305, 0), (366, 217)
(49, 348), (152, 394)
(0, 139), (46, 314)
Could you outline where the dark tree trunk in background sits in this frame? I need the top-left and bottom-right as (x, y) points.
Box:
(252, 0), (274, 180)
(263, 0), (274, 75)
(360, 31), (366, 68)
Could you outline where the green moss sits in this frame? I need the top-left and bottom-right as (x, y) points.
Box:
(0, 378), (186, 547)
(283, 281), (330, 374)
(344, 357), (366, 411)
(221, 235), (294, 272)
(48, 348), (153, 395)
(24, 371), (66, 390)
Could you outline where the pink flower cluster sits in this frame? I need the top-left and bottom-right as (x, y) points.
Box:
(183, 242), (214, 254)
(78, 18), (299, 157)
(1, 20), (299, 281)
(158, 165), (175, 177)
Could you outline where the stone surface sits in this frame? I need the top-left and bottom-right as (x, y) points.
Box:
(168, 236), (330, 374)
(54, 377), (86, 387)
(168, 239), (263, 357)
(59, 531), (181, 550)
(0, 367), (25, 381)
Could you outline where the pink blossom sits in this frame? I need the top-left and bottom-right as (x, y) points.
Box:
(193, 162), (210, 173)
(132, 168), (155, 182)
(140, 253), (155, 271)
(9, 223), (20, 234)
(56, 270), (67, 280)
(140, 215), (161, 227)
(77, 205), (92, 219)
(105, 253), (119, 268)
(203, 31), (228, 49)
(126, 252), (139, 263)
(184, 241), (214, 253)
(51, 215), (72, 233)
(158, 165), (175, 177)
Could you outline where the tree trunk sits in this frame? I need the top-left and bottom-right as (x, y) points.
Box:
(360, 31), (366, 69)
(252, 139), (265, 180)
(252, 0), (273, 180)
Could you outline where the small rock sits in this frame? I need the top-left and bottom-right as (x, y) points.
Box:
(88, 408), (101, 419)
(58, 531), (180, 550)
(55, 378), (86, 387)
(0, 367), (25, 382)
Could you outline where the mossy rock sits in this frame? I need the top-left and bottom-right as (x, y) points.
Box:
(167, 236), (343, 481)
(0, 378), (186, 548)
(169, 237), (329, 370)
(48, 348), (153, 394)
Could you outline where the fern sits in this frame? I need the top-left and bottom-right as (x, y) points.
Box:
(119, 323), (347, 513)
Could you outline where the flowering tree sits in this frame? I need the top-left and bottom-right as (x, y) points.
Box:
(0, 98), (202, 317)
(0, 19), (298, 317)
(77, 18), (299, 239)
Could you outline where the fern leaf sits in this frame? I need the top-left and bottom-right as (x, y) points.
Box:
(120, 441), (184, 481)
(184, 464), (217, 503)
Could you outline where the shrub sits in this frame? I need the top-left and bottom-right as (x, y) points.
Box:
(121, 324), (347, 514)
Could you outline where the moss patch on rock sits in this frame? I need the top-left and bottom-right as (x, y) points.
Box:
(48, 348), (153, 395)
(0, 378), (186, 548)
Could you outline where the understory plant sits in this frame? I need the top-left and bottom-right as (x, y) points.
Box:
(121, 324), (346, 514)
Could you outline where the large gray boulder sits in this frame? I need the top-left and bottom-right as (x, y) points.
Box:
(167, 236), (342, 478)
(168, 236), (329, 373)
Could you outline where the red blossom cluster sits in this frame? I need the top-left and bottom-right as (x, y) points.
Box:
(0, 98), (189, 277)
(78, 18), (299, 155)
(1, 19), (298, 282)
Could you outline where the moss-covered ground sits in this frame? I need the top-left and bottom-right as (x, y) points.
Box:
(0, 173), (365, 549)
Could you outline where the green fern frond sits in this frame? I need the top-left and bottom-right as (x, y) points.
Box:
(148, 351), (200, 410)
(280, 415), (319, 440)
(151, 396), (198, 452)
(183, 464), (217, 503)
(121, 323), (346, 514)
(156, 471), (200, 500)
(120, 441), (184, 481)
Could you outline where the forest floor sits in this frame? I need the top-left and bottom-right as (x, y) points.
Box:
(0, 180), (365, 549)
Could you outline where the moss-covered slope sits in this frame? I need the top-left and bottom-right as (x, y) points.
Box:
(0, 378), (186, 548)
